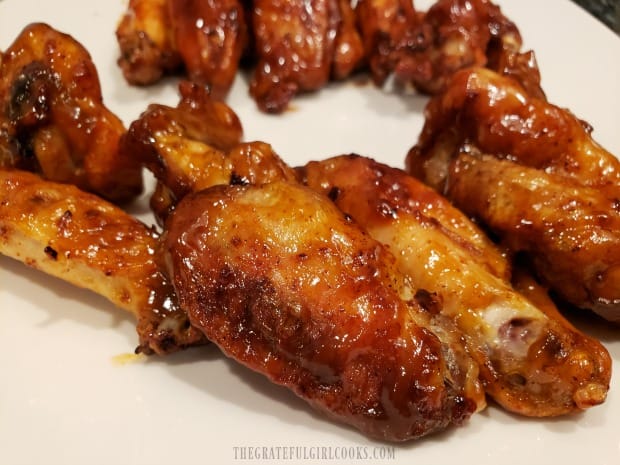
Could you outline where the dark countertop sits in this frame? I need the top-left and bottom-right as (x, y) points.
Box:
(572, 0), (619, 34)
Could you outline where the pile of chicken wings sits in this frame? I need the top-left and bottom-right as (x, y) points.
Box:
(1, 0), (618, 443)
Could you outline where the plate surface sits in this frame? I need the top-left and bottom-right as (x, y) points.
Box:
(1, 1), (619, 464)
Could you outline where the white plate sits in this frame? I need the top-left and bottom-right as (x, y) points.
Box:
(0, 1), (618, 464)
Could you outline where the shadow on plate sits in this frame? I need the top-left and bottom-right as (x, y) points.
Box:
(0, 255), (137, 345)
(147, 339), (492, 448)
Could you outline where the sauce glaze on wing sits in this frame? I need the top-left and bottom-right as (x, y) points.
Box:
(116, 0), (248, 98)
(0, 23), (143, 203)
(407, 67), (620, 319)
(0, 169), (206, 355)
(302, 154), (611, 415)
(356, 0), (521, 93)
(164, 180), (485, 441)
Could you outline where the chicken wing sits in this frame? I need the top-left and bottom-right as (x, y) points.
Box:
(120, 81), (296, 221)
(163, 180), (484, 441)
(0, 168), (206, 355)
(116, 0), (248, 98)
(356, 0), (522, 93)
(0, 23), (143, 203)
(120, 83), (610, 414)
(406, 67), (620, 318)
(167, 0), (248, 99)
(116, 0), (182, 86)
(300, 154), (611, 416)
(446, 152), (620, 323)
(250, 0), (364, 113)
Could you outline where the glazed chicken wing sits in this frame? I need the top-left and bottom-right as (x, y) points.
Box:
(250, 0), (364, 113)
(301, 155), (611, 416)
(116, 0), (248, 98)
(356, 0), (522, 94)
(121, 83), (610, 414)
(0, 169), (206, 354)
(167, 0), (248, 99)
(446, 152), (620, 323)
(0, 23), (143, 203)
(408, 68), (620, 193)
(116, 0), (182, 86)
(164, 180), (484, 441)
(407, 67), (620, 318)
(120, 81), (296, 221)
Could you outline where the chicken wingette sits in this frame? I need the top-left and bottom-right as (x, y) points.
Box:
(0, 168), (206, 354)
(446, 151), (620, 323)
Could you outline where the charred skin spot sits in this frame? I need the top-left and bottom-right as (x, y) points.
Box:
(414, 289), (443, 315)
(4, 62), (58, 173)
(229, 172), (249, 186)
(56, 210), (73, 236)
(43, 245), (58, 260)
(328, 186), (341, 201)
(8, 61), (53, 126)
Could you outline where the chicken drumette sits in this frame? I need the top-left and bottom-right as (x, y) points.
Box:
(249, 0), (364, 113)
(0, 23), (143, 203)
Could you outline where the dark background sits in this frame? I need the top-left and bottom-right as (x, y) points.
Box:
(572, 0), (619, 33)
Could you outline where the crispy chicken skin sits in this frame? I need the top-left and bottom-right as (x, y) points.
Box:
(116, 0), (247, 98)
(250, 0), (364, 113)
(120, 81), (296, 220)
(301, 155), (611, 415)
(163, 180), (484, 441)
(116, 0), (182, 86)
(250, 0), (338, 113)
(167, 0), (248, 99)
(0, 169), (206, 354)
(406, 68), (620, 318)
(0, 23), (143, 203)
(446, 153), (620, 323)
(356, 0), (522, 93)
(408, 68), (620, 194)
